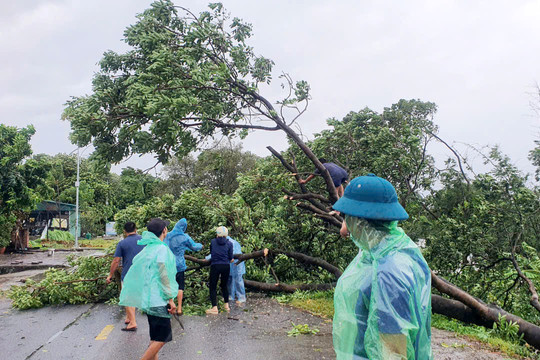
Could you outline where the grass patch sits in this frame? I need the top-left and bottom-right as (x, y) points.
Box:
(275, 290), (334, 318)
(432, 314), (539, 359)
(30, 237), (119, 249)
(78, 238), (119, 249)
(276, 290), (538, 359)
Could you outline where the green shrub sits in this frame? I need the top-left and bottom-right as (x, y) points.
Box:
(8, 254), (117, 309)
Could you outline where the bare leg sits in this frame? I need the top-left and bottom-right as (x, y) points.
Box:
(141, 341), (165, 360)
(176, 290), (183, 315)
(125, 307), (137, 329)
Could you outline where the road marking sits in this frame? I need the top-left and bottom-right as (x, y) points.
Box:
(47, 331), (63, 343)
(95, 325), (114, 340)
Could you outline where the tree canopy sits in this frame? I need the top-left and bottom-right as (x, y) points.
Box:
(62, 1), (309, 165)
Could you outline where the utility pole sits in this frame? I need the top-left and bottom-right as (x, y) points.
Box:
(75, 147), (80, 248)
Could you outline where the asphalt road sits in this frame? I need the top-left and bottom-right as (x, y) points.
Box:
(0, 296), (334, 360)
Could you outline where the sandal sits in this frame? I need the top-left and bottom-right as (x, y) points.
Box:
(205, 308), (219, 315)
(121, 326), (137, 332)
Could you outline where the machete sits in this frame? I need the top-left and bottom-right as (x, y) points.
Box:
(167, 304), (185, 330)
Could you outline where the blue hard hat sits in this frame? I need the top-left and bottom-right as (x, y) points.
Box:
(332, 174), (409, 221)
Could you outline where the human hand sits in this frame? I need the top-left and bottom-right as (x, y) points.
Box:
(340, 221), (349, 238)
(167, 300), (177, 314)
(106, 275), (112, 284)
(263, 248), (269, 257)
(298, 179), (306, 184)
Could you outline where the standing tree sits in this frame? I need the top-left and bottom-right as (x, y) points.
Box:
(0, 125), (49, 249)
(159, 142), (258, 196)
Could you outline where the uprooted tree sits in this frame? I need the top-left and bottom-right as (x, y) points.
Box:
(62, 1), (540, 350)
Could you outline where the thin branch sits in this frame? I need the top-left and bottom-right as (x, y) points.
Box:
(428, 131), (470, 186)
(281, 189), (332, 204)
(54, 276), (107, 285)
(510, 231), (540, 312)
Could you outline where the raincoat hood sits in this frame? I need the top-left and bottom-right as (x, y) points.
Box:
(137, 230), (163, 246)
(164, 219), (202, 272)
(217, 236), (228, 245)
(169, 218), (187, 236)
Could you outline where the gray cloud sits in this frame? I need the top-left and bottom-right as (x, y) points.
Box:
(1, 0), (539, 176)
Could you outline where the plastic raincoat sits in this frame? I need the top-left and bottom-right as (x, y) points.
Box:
(333, 216), (432, 360)
(227, 236), (245, 276)
(227, 236), (246, 302)
(164, 218), (203, 272)
(119, 231), (178, 318)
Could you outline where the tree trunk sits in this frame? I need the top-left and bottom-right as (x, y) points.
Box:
(186, 249), (540, 350)
(244, 279), (335, 292)
(431, 272), (540, 350)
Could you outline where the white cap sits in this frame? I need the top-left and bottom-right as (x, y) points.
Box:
(216, 226), (228, 237)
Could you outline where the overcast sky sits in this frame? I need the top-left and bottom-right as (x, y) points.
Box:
(1, 0), (539, 177)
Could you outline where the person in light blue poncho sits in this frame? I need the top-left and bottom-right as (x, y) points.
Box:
(164, 218), (203, 315)
(227, 236), (246, 304)
(119, 218), (178, 360)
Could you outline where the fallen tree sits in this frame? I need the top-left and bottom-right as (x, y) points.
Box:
(263, 129), (540, 350)
(186, 249), (540, 350)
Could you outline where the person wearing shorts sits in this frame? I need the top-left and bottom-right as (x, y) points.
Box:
(299, 158), (349, 198)
(119, 218), (178, 360)
(106, 221), (144, 331)
(165, 218), (203, 315)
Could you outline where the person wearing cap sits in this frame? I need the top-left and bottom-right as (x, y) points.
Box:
(332, 174), (432, 359)
(106, 221), (144, 331)
(119, 218), (178, 360)
(206, 226), (234, 315)
(165, 218), (203, 315)
(298, 158), (348, 198)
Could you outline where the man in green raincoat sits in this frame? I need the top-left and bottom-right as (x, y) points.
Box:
(332, 174), (432, 359)
(119, 218), (178, 360)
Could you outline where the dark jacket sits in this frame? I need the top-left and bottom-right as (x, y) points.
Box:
(209, 237), (233, 265)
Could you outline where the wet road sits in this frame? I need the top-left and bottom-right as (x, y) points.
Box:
(0, 250), (105, 291)
(0, 295), (334, 360)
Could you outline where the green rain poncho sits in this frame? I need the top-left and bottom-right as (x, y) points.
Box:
(119, 231), (178, 318)
(333, 216), (432, 360)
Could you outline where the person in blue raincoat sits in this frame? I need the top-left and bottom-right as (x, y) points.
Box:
(331, 174), (432, 360)
(164, 218), (203, 315)
(227, 236), (246, 305)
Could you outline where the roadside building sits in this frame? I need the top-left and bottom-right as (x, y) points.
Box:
(27, 200), (79, 239)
